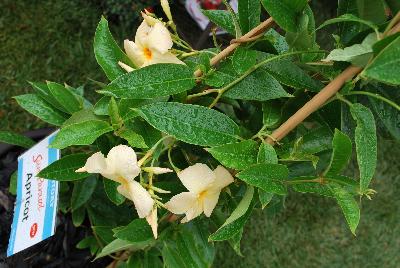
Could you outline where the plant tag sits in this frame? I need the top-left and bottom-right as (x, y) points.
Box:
(7, 131), (60, 256)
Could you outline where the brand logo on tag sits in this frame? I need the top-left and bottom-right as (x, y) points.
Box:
(30, 223), (38, 238)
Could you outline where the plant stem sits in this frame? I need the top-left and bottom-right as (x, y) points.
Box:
(345, 90), (400, 111)
(186, 88), (218, 100)
(336, 93), (353, 107)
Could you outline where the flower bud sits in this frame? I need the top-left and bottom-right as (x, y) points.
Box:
(160, 0), (173, 22)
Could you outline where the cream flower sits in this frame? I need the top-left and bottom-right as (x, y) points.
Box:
(165, 164), (234, 223)
(76, 145), (154, 218)
(146, 207), (158, 239)
(119, 13), (183, 70)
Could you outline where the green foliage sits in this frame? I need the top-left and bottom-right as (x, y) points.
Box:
(0, 131), (35, 148)
(138, 102), (239, 146)
(71, 176), (98, 210)
(202, 10), (236, 36)
(325, 129), (352, 177)
(238, 0), (260, 33)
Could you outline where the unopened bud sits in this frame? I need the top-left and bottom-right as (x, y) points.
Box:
(160, 0), (173, 22)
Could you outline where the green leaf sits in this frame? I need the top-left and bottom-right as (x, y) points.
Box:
(224, 68), (291, 101)
(72, 206), (86, 227)
(109, 97), (123, 129)
(99, 64), (195, 99)
(386, 0), (400, 13)
(14, 94), (68, 126)
(92, 226), (115, 244)
(328, 183), (360, 235)
(372, 32), (400, 55)
(323, 33), (376, 66)
(262, 101), (281, 128)
(291, 176), (334, 197)
(363, 36), (400, 85)
(94, 96), (111, 116)
(325, 129), (352, 177)
(9, 171), (17, 195)
(258, 189), (274, 209)
(94, 16), (133, 80)
(117, 129), (148, 148)
(0, 131), (35, 148)
(259, 53), (323, 92)
(28, 81), (70, 113)
(38, 153), (90, 181)
(356, 0), (386, 25)
(257, 142), (278, 164)
(237, 163), (289, 195)
(163, 220), (215, 268)
(114, 218), (154, 243)
(96, 238), (152, 259)
(350, 103), (377, 193)
(50, 120), (113, 149)
(238, 0), (260, 33)
(62, 108), (101, 128)
(316, 14), (378, 33)
(206, 140), (258, 170)
(46, 81), (82, 114)
(232, 47), (257, 74)
(261, 0), (308, 32)
(209, 186), (255, 241)
(103, 179), (125, 205)
(138, 102), (239, 146)
(201, 10), (236, 36)
(71, 175), (97, 210)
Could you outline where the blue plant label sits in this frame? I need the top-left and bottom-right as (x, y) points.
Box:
(7, 131), (60, 256)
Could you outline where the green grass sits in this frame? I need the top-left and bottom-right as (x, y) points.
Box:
(1, 1), (399, 267)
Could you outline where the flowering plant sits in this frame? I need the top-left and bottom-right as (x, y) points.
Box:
(2, 0), (400, 266)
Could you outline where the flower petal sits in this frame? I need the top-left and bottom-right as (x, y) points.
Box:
(142, 166), (173, 174)
(177, 163), (215, 194)
(147, 51), (185, 66)
(76, 152), (106, 173)
(213, 165), (234, 189)
(181, 201), (203, 223)
(203, 191), (220, 217)
(118, 180), (154, 218)
(146, 207), (158, 239)
(118, 61), (134, 72)
(106, 145), (140, 181)
(165, 192), (197, 214)
(124, 40), (145, 67)
(135, 20), (151, 46)
(147, 22), (173, 54)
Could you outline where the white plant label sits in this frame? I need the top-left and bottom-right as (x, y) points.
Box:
(7, 131), (60, 256)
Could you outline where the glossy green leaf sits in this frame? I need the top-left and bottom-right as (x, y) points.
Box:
(258, 189), (274, 209)
(232, 47), (257, 74)
(206, 140), (258, 170)
(71, 176), (97, 210)
(47, 81), (82, 114)
(209, 186), (255, 241)
(363, 36), (400, 85)
(317, 14), (378, 33)
(38, 153), (90, 181)
(225, 68), (291, 101)
(0, 131), (35, 148)
(114, 218), (154, 243)
(262, 101), (281, 128)
(14, 94), (68, 126)
(238, 0), (260, 33)
(237, 163), (289, 195)
(260, 53), (323, 92)
(99, 64), (195, 99)
(117, 129), (148, 148)
(261, 0), (308, 32)
(50, 120), (113, 149)
(257, 142), (278, 164)
(139, 102), (239, 146)
(202, 10), (236, 36)
(291, 176), (334, 198)
(329, 183), (360, 235)
(92, 226), (115, 244)
(28, 81), (69, 113)
(325, 129), (352, 176)
(350, 103), (377, 193)
(94, 96), (111, 116)
(109, 97), (123, 129)
(356, 0), (386, 25)
(162, 220), (215, 268)
(103, 179), (125, 205)
(96, 238), (152, 259)
(94, 16), (133, 80)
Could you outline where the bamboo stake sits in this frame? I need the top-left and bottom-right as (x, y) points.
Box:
(193, 17), (275, 77)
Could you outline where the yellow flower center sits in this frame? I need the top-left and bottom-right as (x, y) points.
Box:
(198, 190), (208, 200)
(143, 47), (152, 60)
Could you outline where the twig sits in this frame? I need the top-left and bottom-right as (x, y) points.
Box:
(193, 17), (275, 77)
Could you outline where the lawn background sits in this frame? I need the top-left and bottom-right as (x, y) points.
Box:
(1, 1), (399, 267)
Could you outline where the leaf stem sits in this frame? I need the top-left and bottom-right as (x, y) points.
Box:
(344, 90), (400, 111)
(336, 93), (353, 107)
(186, 88), (219, 100)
